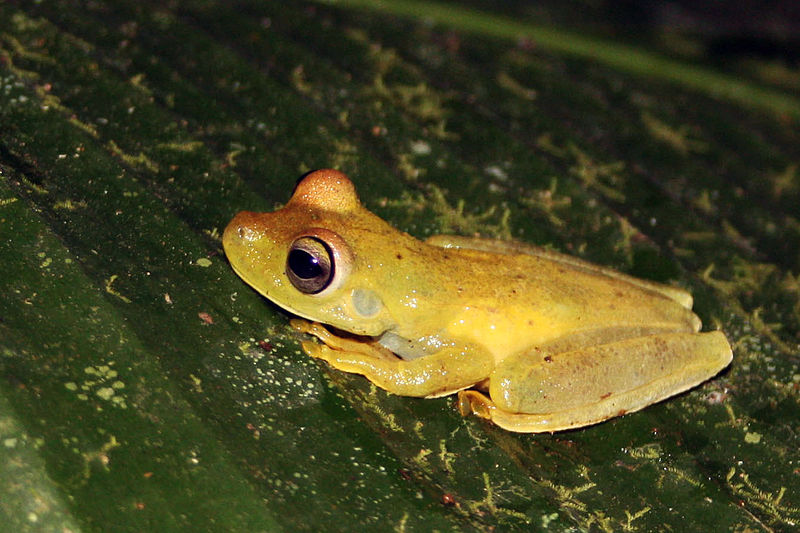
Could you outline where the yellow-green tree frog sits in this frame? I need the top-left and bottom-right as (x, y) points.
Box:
(223, 169), (732, 432)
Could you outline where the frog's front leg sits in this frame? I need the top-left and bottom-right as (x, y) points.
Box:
(293, 320), (493, 398)
(291, 319), (396, 361)
(460, 330), (731, 433)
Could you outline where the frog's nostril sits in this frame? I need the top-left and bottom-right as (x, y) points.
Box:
(233, 224), (262, 242)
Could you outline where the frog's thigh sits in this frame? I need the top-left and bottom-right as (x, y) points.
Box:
(462, 331), (731, 433)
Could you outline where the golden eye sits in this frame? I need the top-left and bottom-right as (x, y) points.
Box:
(286, 237), (334, 294)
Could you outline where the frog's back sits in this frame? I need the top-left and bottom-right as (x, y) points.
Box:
(446, 244), (700, 338)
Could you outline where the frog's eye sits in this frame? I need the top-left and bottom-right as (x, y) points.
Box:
(286, 236), (334, 294)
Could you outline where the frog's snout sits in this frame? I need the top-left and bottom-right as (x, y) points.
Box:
(223, 211), (263, 248)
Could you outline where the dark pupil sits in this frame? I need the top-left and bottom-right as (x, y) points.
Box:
(288, 249), (323, 279)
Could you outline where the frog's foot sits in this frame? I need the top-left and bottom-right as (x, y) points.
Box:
(458, 390), (496, 420)
(458, 389), (578, 433)
(290, 319), (395, 360)
(298, 341), (344, 367)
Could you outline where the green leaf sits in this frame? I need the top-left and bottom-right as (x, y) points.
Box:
(1, 1), (798, 531)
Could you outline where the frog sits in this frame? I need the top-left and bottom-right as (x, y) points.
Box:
(222, 169), (732, 432)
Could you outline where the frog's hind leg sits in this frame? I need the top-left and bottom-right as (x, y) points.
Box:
(458, 330), (732, 433)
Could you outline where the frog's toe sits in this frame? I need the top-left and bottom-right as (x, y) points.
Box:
(289, 318), (314, 333)
(458, 390), (496, 420)
(300, 340), (332, 362)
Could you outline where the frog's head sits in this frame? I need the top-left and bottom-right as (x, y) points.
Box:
(223, 169), (429, 337)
